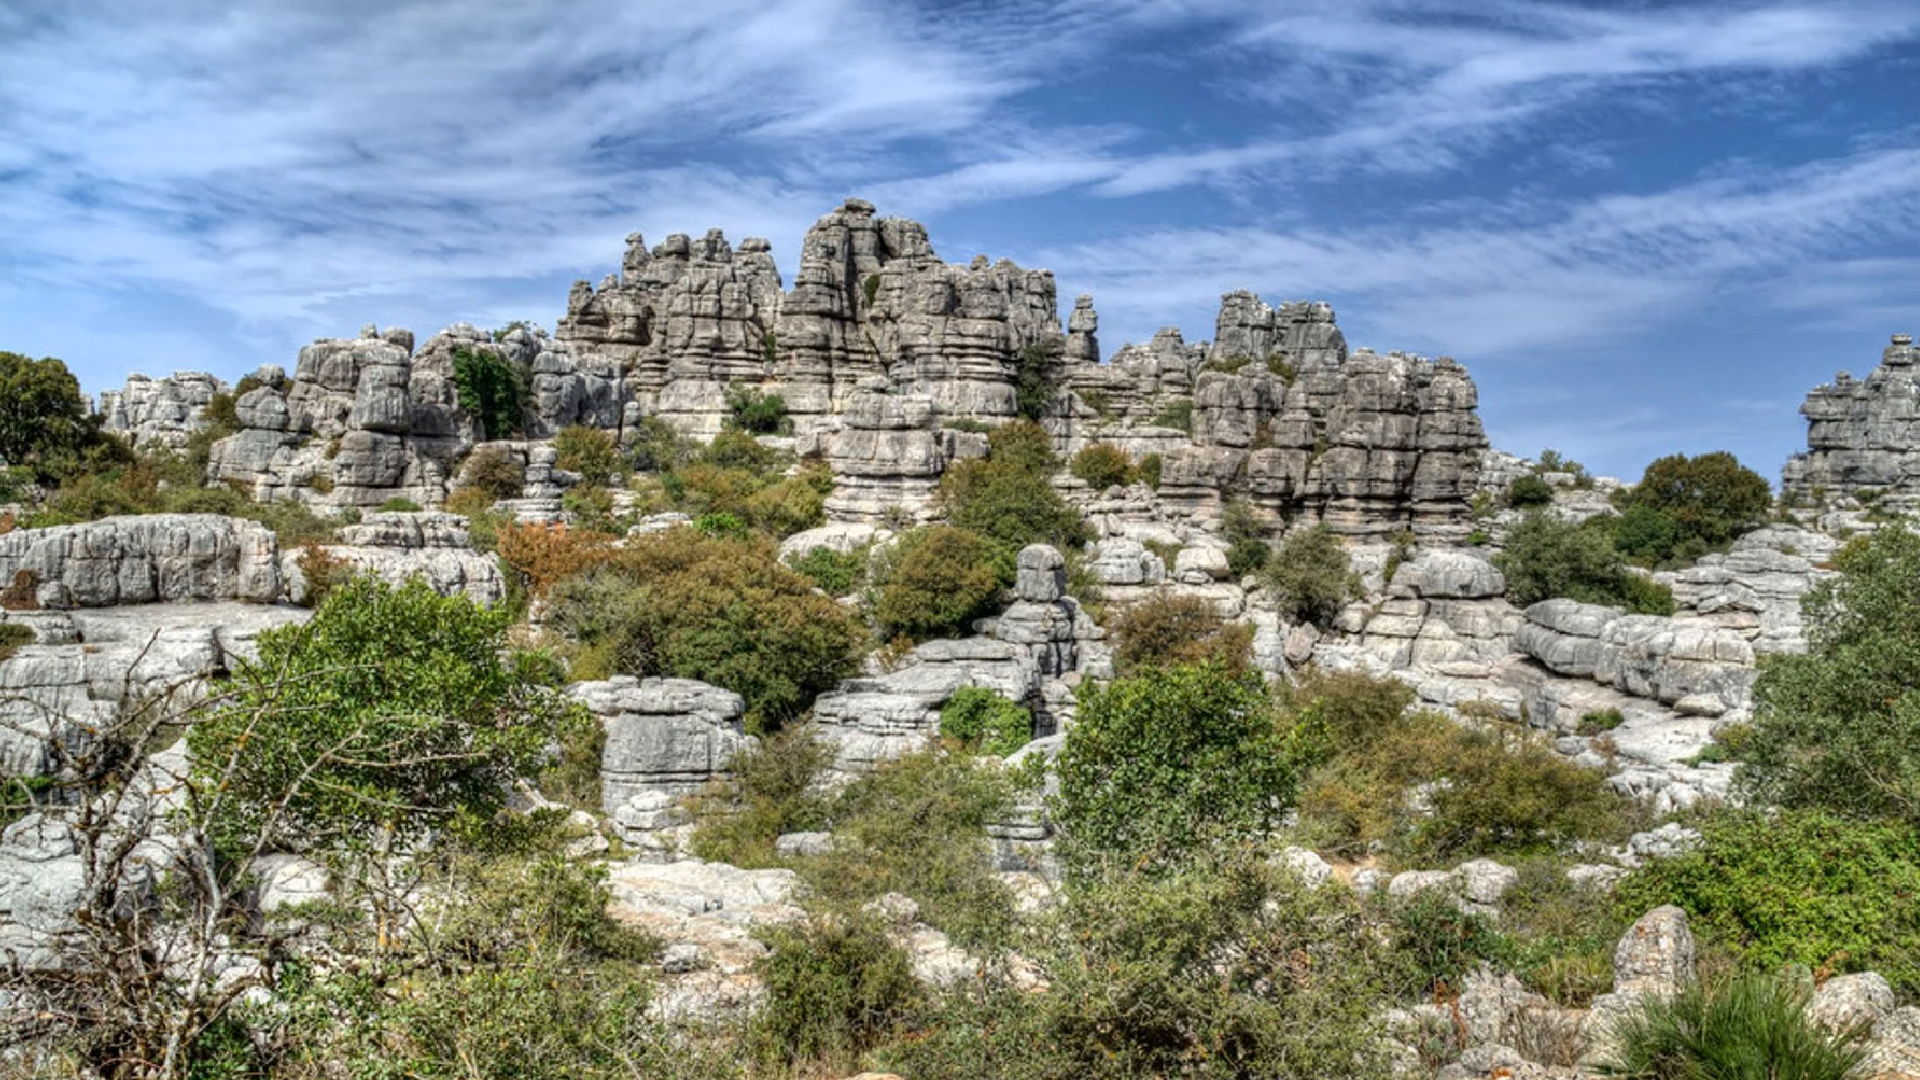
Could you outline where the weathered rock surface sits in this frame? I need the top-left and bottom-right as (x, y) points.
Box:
(573, 676), (751, 817)
(0, 515), (281, 609)
(97, 371), (228, 451)
(1783, 333), (1920, 502)
(281, 511), (504, 604)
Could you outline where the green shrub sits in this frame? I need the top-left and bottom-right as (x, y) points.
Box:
(0, 621), (33, 663)
(938, 687), (1032, 756)
(1056, 665), (1302, 872)
(693, 510), (749, 538)
(377, 496), (422, 513)
(750, 912), (922, 1073)
(1506, 473), (1555, 508)
(1136, 452), (1163, 489)
(941, 439), (1087, 558)
(188, 577), (553, 855)
(625, 415), (692, 474)
(1742, 526), (1920, 826)
(1389, 891), (1509, 997)
(1014, 339), (1063, 421)
(875, 853), (1397, 1080)
(723, 384), (792, 435)
(451, 344), (524, 439)
(1149, 399), (1193, 433)
(553, 424), (620, 485)
(698, 427), (779, 472)
(1109, 592), (1252, 674)
(1616, 450), (1772, 561)
(1496, 511), (1675, 614)
(1615, 808), (1920, 994)
(0, 350), (119, 484)
(799, 748), (1020, 948)
(1597, 974), (1870, 1080)
(1260, 525), (1361, 626)
(787, 544), (868, 597)
(460, 446), (525, 501)
(546, 529), (866, 732)
(1613, 503), (1683, 565)
(1069, 442), (1134, 489)
(0, 772), (52, 829)
(687, 726), (833, 868)
(871, 526), (1004, 641)
(1578, 708), (1626, 735)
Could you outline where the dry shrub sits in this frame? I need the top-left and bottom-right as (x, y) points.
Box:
(1109, 592), (1252, 673)
(495, 521), (618, 597)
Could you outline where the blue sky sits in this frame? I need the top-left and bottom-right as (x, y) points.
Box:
(2, 0), (1916, 482)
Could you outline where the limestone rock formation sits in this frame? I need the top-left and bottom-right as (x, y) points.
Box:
(97, 372), (228, 451)
(0, 514), (282, 609)
(280, 511), (504, 605)
(821, 378), (986, 524)
(574, 676), (751, 811)
(1783, 333), (1920, 503)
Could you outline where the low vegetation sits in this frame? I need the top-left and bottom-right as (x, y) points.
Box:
(1260, 524), (1362, 625)
(1496, 510), (1676, 614)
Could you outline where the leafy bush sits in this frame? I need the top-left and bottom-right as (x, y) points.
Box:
(459, 445), (525, 501)
(687, 725), (833, 868)
(750, 912), (922, 1073)
(188, 577), (552, 854)
(1597, 974), (1870, 1080)
(1390, 891), (1509, 997)
(451, 344), (524, 439)
(941, 424), (1089, 559)
(1136, 452), (1163, 489)
(377, 496), (422, 513)
(625, 415), (692, 474)
(1069, 442), (1134, 489)
(1615, 807), (1920, 993)
(1149, 399), (1193, 433)
(552, 424), (620, 485)
(1613, 503), (1685, 565)
(1014, 339), (1063, 421)
(787, 544), (868, 597)
(445, 486), (509, 552)
(800, 748), (1021, 947)
(697, 427), (778, 471)
(1056, 665), (1302, 871)
(1616, 450), (1772, 560)
(547, 529), (867, 731)
(1578, 708), (1626, 735)
(871, 526), (1004, 641)
(693, 510), (749, 538)
(723, 384), (792, 435)
(938, 687), (1032, 755)
(1506, 473), (1555, 508)
(1496, 511), (1675, 614)
(0, 621), (33, 663)
(0, 350), (118, 484)
(561, 483), (619, 532)
(1109, 592), (1252, 673)
(874, 853), (1398, 1080)
(1260, 525), (1361, 626)
(1742, 526), (1920, 826)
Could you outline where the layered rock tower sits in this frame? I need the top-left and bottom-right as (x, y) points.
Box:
(1782, 334), (1920, 501)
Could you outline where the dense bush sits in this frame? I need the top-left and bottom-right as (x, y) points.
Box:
(1291, 672), (1625, 861)
(0, 350), (118, 483)
(787, 543), (868, 596)
(876, 854), (1397, 1080)
(0, 621), (33, 663)
(494, 520), (618, 597)
(552, 424), (620, 485)
(723, 384), (792, 435)
(1597, 974), (1870, 1080)
(1109, 592), (1252, 673)
(1506, 473), (1555, 508)
(1069, 442), (1134, 489)
(189, 577), (554, 854)
(1614, 450), (1772, 564)
(459, 445), (526, 501)
(938, 686), (1033, 756)
(750, 912), (922, 1072)
(1389, 891), (1509, 997)
(1260, 525), (1361, 625)
(871, 526), (1004, 641)
(1014, 339), (1063, 421)
(1496, 510), (1675, 614)
(1616, 807), (1920, 994)
(1056, 665), (1302, 871)
(546, 528), (867, 731)
(451, 344), (525, 439)
(687, 726), (833, 868)
(940, 421), (1089, 557)
(1742, 526), (1920, 826)
(625, 415), (693, 474)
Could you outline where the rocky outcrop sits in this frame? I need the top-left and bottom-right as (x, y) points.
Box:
(281, 511), (504, 605)
(821, 379), (986, 524)
(1783, 333), (1920, 503)
(0, 514), (281, 609)
(97, 372), (228, 451)
(1514, 599), (1755, 717)
(571, 676), (751, 856)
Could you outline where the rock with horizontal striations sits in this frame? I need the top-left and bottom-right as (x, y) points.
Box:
(573, 676), (751, 815)
(0, 515), (281, 608)
(1782, 333), (1920, 502)
(97, 371), (228, 451)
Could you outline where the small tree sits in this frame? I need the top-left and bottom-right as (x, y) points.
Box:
(1742, 526), (1920, 826)
(1617, 450), (1772, 557)
(1056, 665), (1301, 872)
(723, 384), (792, 435)
(552, 424), (620, 485)
(1069, 442), (1134, 490)
(1013, 339), (1063, 421)
(0, 350), (119, 483)
(1260, 525), (1361, 626)
(459, 445), (526, 501)
(1109, 592), (1252, 673)
(938, 687), (1033, 756)
(940, 423), (1089, 559)
(1496, 511), (1674, 614)
(871, 526), (1004, 641)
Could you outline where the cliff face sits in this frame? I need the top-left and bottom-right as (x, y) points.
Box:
(1782, 334), (1920, 502)
(92, 197), (1493, 537)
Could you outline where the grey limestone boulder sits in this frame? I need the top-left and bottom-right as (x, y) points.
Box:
(572, 676), (751, 812)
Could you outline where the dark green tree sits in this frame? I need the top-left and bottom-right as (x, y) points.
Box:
(1614, 450), (1771, 563)
(451, 345), (525, 439)
(0, 351), (115, 482)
